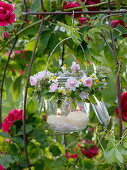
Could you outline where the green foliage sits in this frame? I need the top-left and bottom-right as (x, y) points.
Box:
(1, 0), (127, 169)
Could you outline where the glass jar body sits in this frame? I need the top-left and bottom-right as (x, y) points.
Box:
(45, 99), (90, 132)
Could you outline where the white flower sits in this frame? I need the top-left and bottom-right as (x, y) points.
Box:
(79, 92), (89, 100)
(30, 76), (37, 86)
(61, 67), (70, 74)
(36, 71), (53, 81)
(58, 87), (66, 95)
(81, 74), (87, 82)
(90, 73), (97, 80)
(49, 83), (58, 92)
(65, 77), (80, 91)
(70, 61), (80, 72)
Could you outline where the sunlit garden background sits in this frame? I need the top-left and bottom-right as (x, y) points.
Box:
(1, 0), (127, 169)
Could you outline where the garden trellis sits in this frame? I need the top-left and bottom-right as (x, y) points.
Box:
(0, 0), (127, 169)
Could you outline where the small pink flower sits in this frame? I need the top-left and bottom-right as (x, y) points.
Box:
(30, 76), (37, 86)
(14, 50), (22, 54)
(3, 32), (9, 39)
(0, 1), (16, 26)
(26, 64), (28, 66)
(83, 77), (92, 88)
(65, 77), (80, 91)
(5, 138), (11, 142)
(19, 69), (24, 75)
(70, 62), (80, 72)
(49, 83), (58, 92)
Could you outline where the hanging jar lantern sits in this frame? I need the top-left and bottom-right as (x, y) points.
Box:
(45, 71), (90, 132)
(30, 61), (110, 132)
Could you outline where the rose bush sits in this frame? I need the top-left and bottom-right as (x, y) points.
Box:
(0, 1), (15, 26)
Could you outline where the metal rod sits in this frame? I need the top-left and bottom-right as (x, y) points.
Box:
(22, 10), (127, 16)
(22, 0), (45, 169)
(107, 0), (123, 139)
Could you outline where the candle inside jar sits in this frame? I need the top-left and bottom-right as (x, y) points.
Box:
(47, 108), (88, 132)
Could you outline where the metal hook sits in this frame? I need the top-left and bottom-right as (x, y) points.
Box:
(72, 11), (75, 28)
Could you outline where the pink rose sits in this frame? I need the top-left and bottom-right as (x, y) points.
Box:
(0, 1), (15, 26)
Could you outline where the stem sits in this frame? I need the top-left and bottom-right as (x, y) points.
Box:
(22, 1), (45, 169)
(0, 37), (18, 128)
(6, 15), (50, 46)
(107, 0), (123, 139)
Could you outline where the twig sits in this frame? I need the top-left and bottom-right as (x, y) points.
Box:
(107, 0), (123, 139)
(22, 1), (45, 169)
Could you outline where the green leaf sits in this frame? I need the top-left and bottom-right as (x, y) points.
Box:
(26, 99), (36, 113)
(26, 124), (33, 134)
(0, 155), (17, 169)
(30, 0), (41, 12)
(115, 148), (124, 163)
(104, 148), (116, 164)
(35, 159), (45, 170)
(0, 132), (11, 139)
(11, 77), (22, 101)
(49, 145), (61, 156)
(38, 31), (51, 55)
(83, 159), (94, 169)
(13, 137), (24, 147)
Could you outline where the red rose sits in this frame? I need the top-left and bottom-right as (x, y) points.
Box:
(115, 92), (127, 121)
(75, 140), (99, 159)
(2, 109), (23, 132)
(0, 165), (4, 170)
(0, 1), (15, 26)
(8, 109), (23, 122)
(66, 152), (78, 159)
(2, 117), (13, 132)
(86, 0), (100, 11)
(63, 1), (82, 18)
(3, 32), (9, 39)
(78, 17), (87, 24)
(111, 20), (126, 28)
